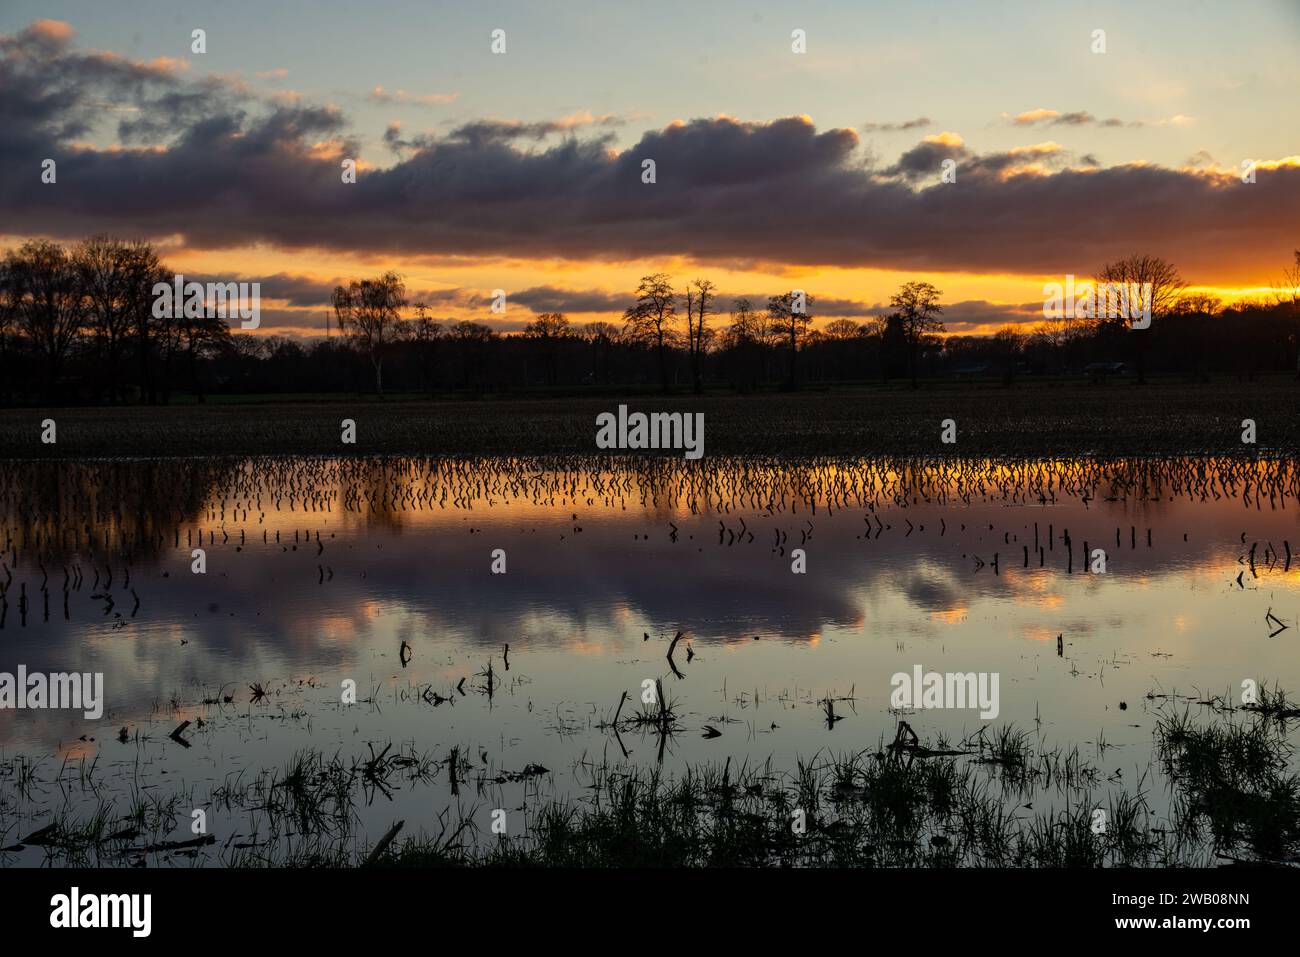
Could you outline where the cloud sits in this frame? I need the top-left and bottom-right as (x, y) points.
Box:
(442, 112), (627, 146)
(937, 300), (1044, 332)
(367, 85), (459, 106)
(511, 285), (627, 313)
(510, 285), (879, 319)
(1005, 108), (1128, 128)
(861, 117), (932, 132)
(384, 111), (626, 154)
(26, 18), (74, 44)
(884, 131), (967, 179)
(0, 19), (231, 146)
(248, 272), (341, 306)
(3, 21), (1297, 282)
(884, 134), (1077, 182)
(1004, 108), (1195, 130)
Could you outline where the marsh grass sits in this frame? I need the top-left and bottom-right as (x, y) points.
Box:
(4, 704), (1297, 868)
(1155, 708), (1300, 862)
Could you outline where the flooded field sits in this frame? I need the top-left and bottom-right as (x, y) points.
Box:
(1, 455), (1299, 867)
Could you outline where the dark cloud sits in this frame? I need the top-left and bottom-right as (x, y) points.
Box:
(446, 113), (626, 147)
(883, 133), (969, 180)
(0, 20), (236, 148)
(883, 135), (1077, 183)
(385, 114), (625, 154)
(510, 286), (879, 318)
(861, 117), (932, 132)
(172, 272), (340, 308)
(240, 306), (325, 330)
(939, 300), (1043, 331)
(4, 21), (1298, 281)
(897, 570), (963, 615)
(511, 285), (627, 313)
(248, 272), (341, 307)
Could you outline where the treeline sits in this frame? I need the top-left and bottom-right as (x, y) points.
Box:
(0, 237), (229, 404)
(3, 240), (1299, 405)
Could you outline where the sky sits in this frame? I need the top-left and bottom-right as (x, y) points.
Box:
(2, 0), (1298, 336)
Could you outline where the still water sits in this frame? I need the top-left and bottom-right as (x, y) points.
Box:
(1, 455), (1297, 864)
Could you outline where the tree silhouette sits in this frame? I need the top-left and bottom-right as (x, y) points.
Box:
(1095, 254), (1185, 384)
(723, 298), (766, 391)
(75, 236), (143, 403)
(888, 280), (944, 388)
(522, 311), (570, 386)
(409, 302), (443, 395)
(3, 241), (85, 402)
(1274, 250), (1300, 378)
(767, 291), (813, 389)
(3, 240), (1300, 403)
(444, 320), (496, 388)
(580, 321), (619, 385)
(178, 307), (233, 402)
(0, 258), (18, 405)
(332, 272), (407, 394)
(623, 273), (677, 392)
(683, 278), (715, 394)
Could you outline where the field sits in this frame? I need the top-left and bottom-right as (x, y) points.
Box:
(2, 376), (1298, 459)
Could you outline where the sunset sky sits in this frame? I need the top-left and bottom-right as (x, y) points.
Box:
(2, 0), (1298, 337)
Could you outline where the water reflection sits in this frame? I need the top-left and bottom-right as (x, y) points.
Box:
(1, 455), (1298, 863)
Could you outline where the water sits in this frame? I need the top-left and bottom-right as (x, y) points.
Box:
(1, 455), (1297, 864)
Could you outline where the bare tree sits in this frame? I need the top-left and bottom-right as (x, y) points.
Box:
(1173, 292), (1223, 317)
(74, 236), (165, 403)
(767, 291), (813, 388)
(1095, 254), (1185, 383)
(0, 261), (17, 404)
(1273, 249), (1300, 312)
(888, 280), (945, 388)
(1272, 250), (1300, 378)
(991, 326), (1025, 384)
(522, 311), (570, 386)
(127, 244), (169, 404)
(723, 297), (766, 391)
(332, 272), (407, 394)
(445, 320), (496, 388)
(861, 315), (888, 340)
(683, 278), (715, 394)
(1096, 254), (1185, 321)
(579, 320), (619, 385)
(726, 298), (762, 345)
(410, 302), (443, 395)
(178, 308), (233, 402)
(623, 272), (677, 392)
(823, 318), (862, 340)
(4, 240), (85, 402)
